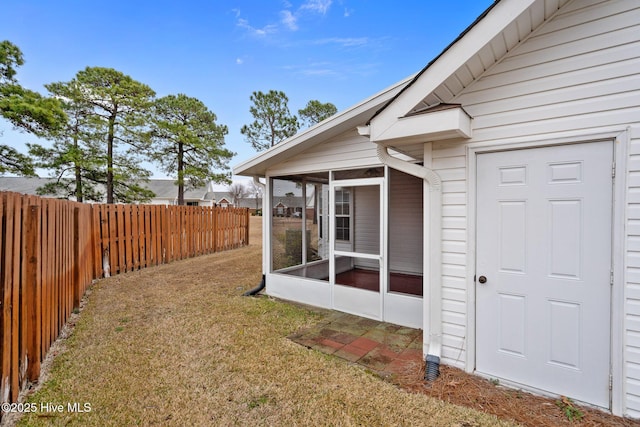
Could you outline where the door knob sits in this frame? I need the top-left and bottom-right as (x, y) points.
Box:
(478, 275), (487, 284)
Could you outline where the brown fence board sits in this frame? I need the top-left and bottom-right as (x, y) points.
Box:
(25, 204), (41, 382)
(10, 196), (20, 402)
(91, 206), (101, 280)
(154, 205), (162, 266)
(122, 206), (131, 273)
(107, 206), (116, 276)
(131, 205), (139, 270)
(0, 194), (13, 403)
(41, 200), (51, 357)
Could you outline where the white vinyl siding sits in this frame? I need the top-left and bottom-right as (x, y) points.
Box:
(270, 129), (382, 176)
(432, 142), (468, 368)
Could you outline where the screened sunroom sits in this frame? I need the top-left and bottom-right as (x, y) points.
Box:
(266, 166), (423, 328)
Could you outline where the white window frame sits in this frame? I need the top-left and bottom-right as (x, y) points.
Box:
(334, 187), (352, 243)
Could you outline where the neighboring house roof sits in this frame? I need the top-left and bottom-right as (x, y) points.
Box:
(0, 177), (62, 195)
(273, 195), (304, 209)
(214, 192), (264, 208)
(0, 177), (214, 202)
(236, 197), (263, 209)
(212, 192), (233, 203)
(143, 180), (212, 201)
(233, 0), (568, 172)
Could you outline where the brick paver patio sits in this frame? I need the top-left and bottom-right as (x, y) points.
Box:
(288, 311), (424, 379)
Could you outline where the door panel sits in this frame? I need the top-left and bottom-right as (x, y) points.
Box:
(476, 142), (612, 408)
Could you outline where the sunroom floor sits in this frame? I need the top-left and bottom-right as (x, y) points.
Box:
(335, 268), (423, 296)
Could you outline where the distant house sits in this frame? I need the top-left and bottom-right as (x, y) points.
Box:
(236, 196), (263, 214)
(212, 192), (263, 212)
(210, 192), (232, 207)
(272, 195), (304, 217)
(143, 180), (215, 206)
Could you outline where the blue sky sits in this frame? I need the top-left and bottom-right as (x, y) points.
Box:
(0, 0), (493, 185)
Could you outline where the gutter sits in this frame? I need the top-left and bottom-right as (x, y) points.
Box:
(374, 144), (443, 381)
(243, 176), (267, 296)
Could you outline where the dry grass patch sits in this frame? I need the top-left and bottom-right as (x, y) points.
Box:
(10, 217), (510, 427)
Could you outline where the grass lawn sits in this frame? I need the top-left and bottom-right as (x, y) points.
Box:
(11, 217), (514, 426)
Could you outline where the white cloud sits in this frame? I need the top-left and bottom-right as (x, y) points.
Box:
(301, 67), (337, 76)
(313, 37), (369, 47)
(280, 10), (298, 31)
(300, 0), (332, 15)
(236, 58), (243, 65)
(234, 0), (332, 38)
(281, 59), (382, 80)
(236, 18), (278, 37)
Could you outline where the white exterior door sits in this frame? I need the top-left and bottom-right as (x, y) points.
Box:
(476, 141), (613, 408)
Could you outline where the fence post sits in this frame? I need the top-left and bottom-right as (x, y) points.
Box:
(73, 207), (81, 309)
(1, 193), (14, 403)
(245, 208), (250, 246)
(23, 204), (41, 383)
(212, 207), (218, 252)
(164, 205), (169, 263)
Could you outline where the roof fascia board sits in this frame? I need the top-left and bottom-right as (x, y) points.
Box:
(369, 0), (537, 140)
(233, 75), (414, 177)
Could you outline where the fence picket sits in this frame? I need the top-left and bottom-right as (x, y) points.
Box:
(25, 204), (41, 382)
(0, 194), (12, 403)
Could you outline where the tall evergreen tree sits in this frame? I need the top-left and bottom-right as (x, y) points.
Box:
(74, 67), (156, 203)
(29, 79), (105, 201)
(150, 94), (233, 205)
(241, 90), (299, 151)
(298, 100), (337, 128)
(0, 40), (65, 175)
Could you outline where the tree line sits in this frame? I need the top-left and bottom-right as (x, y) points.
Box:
(0, 40), (337, 204)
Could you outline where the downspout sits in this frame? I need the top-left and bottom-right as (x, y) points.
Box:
(375, 144), (443, 381)
(243, 176), (267, 296)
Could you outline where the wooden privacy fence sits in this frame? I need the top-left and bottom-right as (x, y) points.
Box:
(0, 191), (249, 405)
(94, 203), (250, 276)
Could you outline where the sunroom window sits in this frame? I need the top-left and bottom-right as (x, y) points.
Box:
(334, 188), (351, 241)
